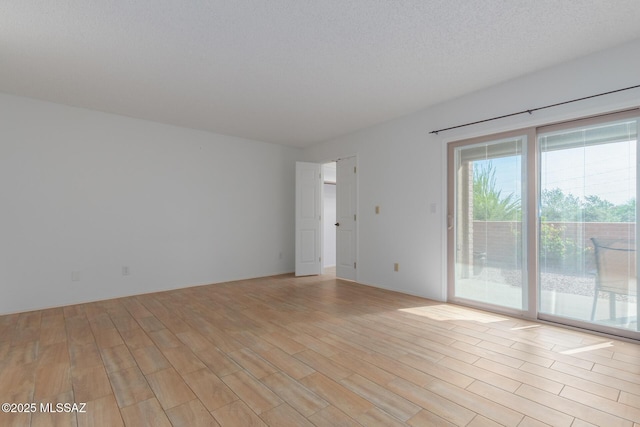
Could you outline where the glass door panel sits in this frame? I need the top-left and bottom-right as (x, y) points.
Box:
(539, 118), (638, 332)
(452, 136), (527, 311)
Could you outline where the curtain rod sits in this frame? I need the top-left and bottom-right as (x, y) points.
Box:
(429, 84), (640, 135)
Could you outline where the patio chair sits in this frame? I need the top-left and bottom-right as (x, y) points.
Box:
(590, 237), (637, 321)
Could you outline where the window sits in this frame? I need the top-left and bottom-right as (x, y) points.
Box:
(447, 110), (639, 338)
(450, 134), (528, 311)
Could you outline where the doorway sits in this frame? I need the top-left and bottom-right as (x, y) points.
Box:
(295, 156), (357, 281)
(447, 110), (640, 338)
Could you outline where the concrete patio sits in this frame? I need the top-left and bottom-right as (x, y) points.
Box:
(456, 268), (638, 332)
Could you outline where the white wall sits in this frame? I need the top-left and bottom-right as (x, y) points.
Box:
(2, 39), (638, 315)
(302, 38), (640, 302)
(0, 93), (300, 314)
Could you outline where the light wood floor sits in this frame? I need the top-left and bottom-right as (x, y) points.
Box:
(2, 273), (640, 427)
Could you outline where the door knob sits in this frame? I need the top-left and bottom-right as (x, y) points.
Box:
(335, 222), (340, 226)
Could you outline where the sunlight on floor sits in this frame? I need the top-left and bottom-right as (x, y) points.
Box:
(399, 304), (510, 323)
(510, 324), (542, 331)
(560, 341), (615, 355)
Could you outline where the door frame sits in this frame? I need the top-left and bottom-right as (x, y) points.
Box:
(446, 109), (640, 339)
(296, 155), (358, 282)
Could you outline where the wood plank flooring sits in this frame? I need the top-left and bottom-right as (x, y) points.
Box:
(2, 272), (640, 426)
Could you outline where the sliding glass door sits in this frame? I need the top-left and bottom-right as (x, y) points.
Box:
(448, 133), (529, 312)
(448, 110), (639, 337)
(538, 117), (638, 334)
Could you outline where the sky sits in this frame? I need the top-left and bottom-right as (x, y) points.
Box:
(480, 139), (636, 207)
(540, 141), (636, 205)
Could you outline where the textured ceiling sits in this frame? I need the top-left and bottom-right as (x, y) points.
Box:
(2, 1), (640, 147)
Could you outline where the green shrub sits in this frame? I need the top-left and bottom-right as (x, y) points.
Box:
(539, 223), (580, 271)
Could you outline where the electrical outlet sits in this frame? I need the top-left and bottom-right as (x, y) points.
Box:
(394, 263), (399, 272)
(375, 205), (380, 214)
(122, 266), (130, 276)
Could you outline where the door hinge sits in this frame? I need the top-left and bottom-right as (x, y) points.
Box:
(354, 214), (356, 221)
(354, 262), (357, 269)
(319, 257), (322, 262)
(354, 166), (357, 173)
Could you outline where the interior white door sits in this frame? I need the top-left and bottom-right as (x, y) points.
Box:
(295, 162), (322, 276)
(336, 156), (357, 281)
